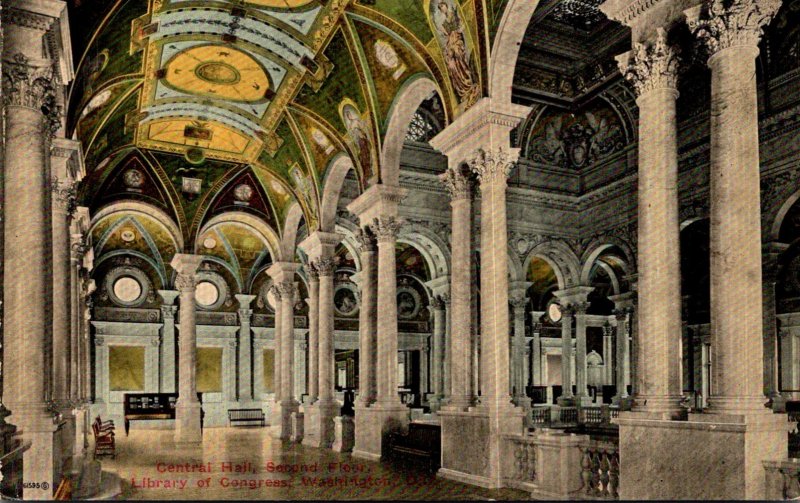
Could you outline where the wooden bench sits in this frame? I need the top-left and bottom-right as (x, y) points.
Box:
(228, 408), (266, 427)
(388, 422), (441, 472)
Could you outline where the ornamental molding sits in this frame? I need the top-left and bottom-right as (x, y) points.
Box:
(2, 53), (62, 136)
(685, 0), (782, 56)
(616, 28), (680, 97)
(598, 0), (663, 27)
(3, 7), (56, 32)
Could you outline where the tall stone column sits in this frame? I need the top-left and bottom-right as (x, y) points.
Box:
(686, 0), (781, 415)
(532, 322), (542, 386)
(271, 285), (283, 403)
(267, 262), (300, 440)
(171, 254), (203, 444)
(354, 228), (377, 406)
(158, 291), (178, 393)
(429, 296), (446, 411)
(510, 296), (528, 406)
(573, 301), (591, 404)
(557, 305), (575, 404)
(440, 165), (473, 409)
(3, 14), (65, 496)
(371, 217), (404, 406)
(763, 243), (787, 410)
(298, 232), (341, 448)
(236, 294), (256, 403)
(347, 184), (410, 461)
(610, 293), (634, 406)
(616, 27), (683, 417)
(306, 266), (320, 404)
(51, 143), (78, 415)
(443, 294), (452, 400)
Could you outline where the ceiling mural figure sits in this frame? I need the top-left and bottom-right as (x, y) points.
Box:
(428, 0), (480, 109)
(339, 99), (373, 181)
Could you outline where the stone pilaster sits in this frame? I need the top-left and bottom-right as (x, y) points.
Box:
(236, 294), (256, 404)
(557, 305), (575, 404)
(686, 0), (782, 415)
(270, 284), (283, 403)
(429, 296), (446, 411)
(532, 322), (542, 386)
(157, 290), (179, 393)
(610, 293), (634, 407)
(616, 27), (683, 417)
(573, 302), (591, 404)
(171, 254), (203, 444)
(440, 165), (473, 410)
(510, 295), (530, 412)
(763, 242), (787, 410)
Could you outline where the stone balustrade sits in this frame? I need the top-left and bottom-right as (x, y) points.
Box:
(578, 438), (620, 499)
(764, 459), (800, 499)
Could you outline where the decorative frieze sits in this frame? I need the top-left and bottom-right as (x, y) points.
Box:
(616, 28), (680, 97)
(685, 0), (782, 55)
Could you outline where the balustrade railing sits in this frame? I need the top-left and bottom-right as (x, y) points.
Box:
(532, 405), (619, 428)
(560, 407), (578, 424)
(509, 436), (537, 485)
(579, 439), (619, 500)
(765, 459), (800, 499)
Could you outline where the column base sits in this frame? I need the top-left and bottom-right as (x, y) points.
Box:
(332, 415), (355, 453)
(174, 402), (203, 445)
(9, 407), (58, 500)
(301, 400), (338, 449)
(556, 396), (575, 407)
(630, 394), (686, 420)
(290, 412), (304, 443)
(612, 394), (632, 409)
(439, 403), (525, 489)
(615, 411), (791, 500)
(573, 394), (594, 407)
(768, 393), (786, 412)
(352, 404), (409, 460)
(270, 400), (299, 440)
(706, 395), (771, 415)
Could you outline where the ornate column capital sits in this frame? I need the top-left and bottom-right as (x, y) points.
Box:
(51, 176), (77, 215)
(70, 234), (90, 262)
(312, 257), (336, 277)
(174, 273), (197, 293)
(238, 308), (253, 323)
(276, 280), (295, 298)
(509, 296), (527, 311)
(269, 284), (282, 302)
(439, 166), (472, 200)
(2, 53), (62, 136)
(440, 293), (451, 306)
(307, 262), (320, 282)
(616, 27), (680, 98)
(431, 296), (446, 310)
(613, 308), (630, 321)
(572, 302), (590, 315)
(685, 0), (782, 56)
(370, 216), (403, 243)
(161, 305), (177, 320)
(561, 304), (576, 318)
(355, 227), (377, 254)
(468, 148), (516, 185)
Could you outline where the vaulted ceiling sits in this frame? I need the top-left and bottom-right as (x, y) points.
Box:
(68, 0), (496, 250)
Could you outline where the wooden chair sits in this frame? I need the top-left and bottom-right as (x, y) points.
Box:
(92, 416), (115, 459)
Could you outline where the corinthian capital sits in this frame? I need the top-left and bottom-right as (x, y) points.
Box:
(312, 257), (336, 277)
(468, 148), (515, 185)
(439, 167), (471, 200)
(370, 217), (403, 243)
(617, 28), (680, 97)
(2, 53), (62, 136)
(276, 280), (295, 298)
(51, 176), (77, 214)
(685, 0), (782, 56)
(174, 273), (197, 293)
(355, 227), (377, 254)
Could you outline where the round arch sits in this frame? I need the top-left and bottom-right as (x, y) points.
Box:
(320, 154), (357, 233)
(770, 188), (800, 242)
(580, 239), (635, 286)
(91, 200), (184, 253)
(524, 239), (581, 288)
(398, 223), (451, 280)
(280, 202), (305, 262)
(380, 76), (440, 187)
(489, 0), (542, 104)
(198, 211), (280, 261)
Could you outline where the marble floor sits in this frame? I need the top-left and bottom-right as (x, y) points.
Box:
(99, 427), (529, 500)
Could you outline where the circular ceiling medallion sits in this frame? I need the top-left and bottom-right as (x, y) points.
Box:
(123, 168), (145, 188)
(120, 229), (136, 242)
(185, 147), (205, 165)
(163, 45), (270, 103)
(234, 183), (254, 202)
(203, 237), (217, 249)
(195, 62), (240, 85)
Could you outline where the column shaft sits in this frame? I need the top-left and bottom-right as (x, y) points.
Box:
(371, 218), (402, 406)
(272, 286), (283, 402)
(574, 305), (589, 402)
(356, 232), (377, 405)
(279, 281), (297, 404)
(172, 254), (203, 444)
(307, 272), (320, 403)
(560, 310), (574, 401)
(316, 261), (335, 404)
(431, 299), (446, 405)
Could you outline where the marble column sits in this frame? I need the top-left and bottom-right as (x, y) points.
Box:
(3, 23), (64, 497)
(354, 228), (377, 406)
(236, 294), (256, 404)
(443, 294), (453, 400)
(510, 296), (528, 406)
(267, 262), (301, 440)
(616, 27), (683, 417)
(573, 301), (591, 404)
(371, 217), (404, 407)
(558, 306), (575, 404)
(532, 323), (542, 386)
(347, 184), (410, 461)
(602, 322), (614, 385)
(440, 165), (473, 409)
(614, 310), (630, 405)
(172, 254), (203, 444)
(429, 296), (446, 410)
(687, 0), (782, 415)
(271, 285), (283, 403)
(158, 291), (179, 393)
(306, 266), (320, 404)
(763, 243), (787, 410)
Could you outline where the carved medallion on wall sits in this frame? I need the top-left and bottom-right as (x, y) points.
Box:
(396, 285), (422, 320)
(333, 283), (359, 317)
